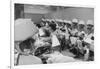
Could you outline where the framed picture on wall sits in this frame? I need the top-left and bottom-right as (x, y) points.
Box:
(10, 0), (95, 69)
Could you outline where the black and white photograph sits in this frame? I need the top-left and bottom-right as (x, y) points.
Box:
(14, 3), (94, 66)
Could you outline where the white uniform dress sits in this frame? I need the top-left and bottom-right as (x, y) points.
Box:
(64, 26), (70, 40)
(84, 33), (94, 51)
(70, 29), (78, 45)
(34, 28), (49, 49)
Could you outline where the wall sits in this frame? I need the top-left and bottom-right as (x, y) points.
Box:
(49, 7), (94, 22)
(24, 13), (45, 23)
(24, 4), (51, 23)
(15, 4), (24, 20)
(24, 4), (94, 23)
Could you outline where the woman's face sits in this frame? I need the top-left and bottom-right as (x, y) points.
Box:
(87, 24), (93, 33)
(66, 24), (71, 28)
(78, 24), (85, 31)
(72, 22), (78, 28)
(87, 25), (93, 29)
(24, 49), (31, 54)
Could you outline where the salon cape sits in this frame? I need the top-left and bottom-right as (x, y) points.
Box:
(18, 55), (42, 65)
(47, 53), (78, 63)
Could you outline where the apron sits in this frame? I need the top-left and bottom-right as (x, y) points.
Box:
(70, 37), (77, 45)
(51, 34), (60, 47)
(39, 28), (45, 36)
